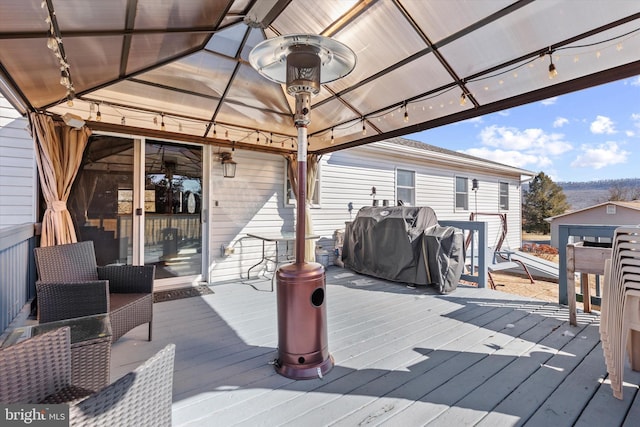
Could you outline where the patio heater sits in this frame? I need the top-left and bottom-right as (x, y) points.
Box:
(249, 35), (356, 379)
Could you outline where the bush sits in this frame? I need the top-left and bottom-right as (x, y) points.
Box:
(521, 243), (558, 261)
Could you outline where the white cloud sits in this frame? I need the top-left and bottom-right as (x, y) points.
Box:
(553, 117), (569, 128)
(540, 97), (558, 106)
(630, 76), (640, 86)
(626, 130), (636, 137)
(461, 147), (552, 169)
(570, 141), (629, 169)
(478, 125), (572, 155)
(590, 115), (616, 134)
(461, 116), (483, 125)
(497, 110), (510, 117)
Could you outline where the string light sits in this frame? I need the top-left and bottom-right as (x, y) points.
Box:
(178, 123), (183, 132)
(459, 92), (467, 106)
(213, 122), (217, 137)
(153, 116), (158, 126)
(225, 130), (229, 139)
(330, 128), (334, 144)
(96, 104), (102, 122)
(403, 103), (409, 123)
(361, 119), (366, 136)
(160, 113), (166, 131)
(121, 116), (126, 126)
(547, 50), (558, 79)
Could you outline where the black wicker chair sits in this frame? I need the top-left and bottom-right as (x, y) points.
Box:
(0, 327), (175, 427)
(34, 241), (155, 342)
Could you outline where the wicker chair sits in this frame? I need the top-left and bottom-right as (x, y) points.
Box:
(0, 327), (175, 427)
(34, 240), (155, 342)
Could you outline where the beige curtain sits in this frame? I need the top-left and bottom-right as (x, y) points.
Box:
(285, 153), (319, 262)
(305, 154), (320, 263)
(30, 113), (91, 247)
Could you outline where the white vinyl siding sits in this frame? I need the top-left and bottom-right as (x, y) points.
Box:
(0, 95), (36, 229)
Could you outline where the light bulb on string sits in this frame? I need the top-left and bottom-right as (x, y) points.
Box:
(160, 114), (166, 131)
(66, 91), (74, 107)
(96, 104), (102, 122)
(361, 119), (366, 136)
(548, 54), (557, 79)
(330, 128), (334, 144)
(121, 116), (126, 126)
(153, 116), (158, 126)
(459, 92), (467, 106)
(213, 122), (217, 137)
(403, 103), (409, 123)
(225, 130), (229, 139)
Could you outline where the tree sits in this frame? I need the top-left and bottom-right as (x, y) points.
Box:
(523, 172), (570, 234)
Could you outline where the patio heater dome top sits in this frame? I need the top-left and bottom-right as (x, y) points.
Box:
(249, 34), (356, 96)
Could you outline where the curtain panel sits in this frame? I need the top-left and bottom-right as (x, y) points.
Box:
(29, 113), (91, 247)
(284, 153), (318, 263)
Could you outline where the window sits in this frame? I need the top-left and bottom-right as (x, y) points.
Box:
(606, 204), (616, 214)
(499, 182), (509, 210)
(396, 169), (415, 206)
(455, 176), (469, 210)
(285, 159), (320, 206)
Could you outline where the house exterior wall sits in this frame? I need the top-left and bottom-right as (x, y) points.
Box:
(315, 144), (524, 252)
(206, 143), (525, 283)
(0, 95), (36, 229)
(549, 204), (640, 247)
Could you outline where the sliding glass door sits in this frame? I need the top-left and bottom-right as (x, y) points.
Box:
(70, 136), (204, 283)
(144, 141), (203, 279)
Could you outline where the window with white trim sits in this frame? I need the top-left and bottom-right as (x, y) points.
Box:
(499, 182), (509, 210)
(455, 176), (469, 210)
(396, 169), (415, 206)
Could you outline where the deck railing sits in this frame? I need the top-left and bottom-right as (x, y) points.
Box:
(440, 220), (489, 288)
(0, 224), (37, 333)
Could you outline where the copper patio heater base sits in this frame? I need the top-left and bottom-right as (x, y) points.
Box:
(250, 34), (356, 380)
(275, 262), (333, 379)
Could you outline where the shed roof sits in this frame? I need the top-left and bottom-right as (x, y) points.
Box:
(1, 0), (639, 156)
(545, 200), (640, 221)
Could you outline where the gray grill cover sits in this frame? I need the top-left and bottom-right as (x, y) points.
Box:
(342, 206), (463, 293)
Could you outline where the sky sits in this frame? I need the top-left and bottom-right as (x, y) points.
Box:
(408, 75), (640, 183)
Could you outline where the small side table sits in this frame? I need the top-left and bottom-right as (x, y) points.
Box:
(1, 314), (112, 392)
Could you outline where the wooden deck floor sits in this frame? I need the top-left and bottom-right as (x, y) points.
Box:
(110, 267), (640, 426)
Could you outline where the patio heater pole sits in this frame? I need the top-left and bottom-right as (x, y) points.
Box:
(250, 35), (356, 380)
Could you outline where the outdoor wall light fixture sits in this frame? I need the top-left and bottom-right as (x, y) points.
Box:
(220, 152), (236, 178)
(472, 178), (479, 191)
(249, 34), (356, 380)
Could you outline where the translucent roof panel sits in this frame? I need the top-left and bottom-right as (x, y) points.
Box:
(126, 33), (210, 75)
(271, 0), (358, 35)
(65, 36), (124, 92)
(54, 0), (127, 31)
(225, 63), (292, 119)
(399, 0), (513, 44)
(339, 54), (455, 118)
(206, 23), (248, 58)
(134, 0), (228, 29)
(216, 102), (296, 138)
(440, 0), (640, 79)
(327, 1), (429, 93)
(91, 80), (219, 121)
(0, 38), (67, 107)
(136, 52), (236, 99)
